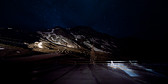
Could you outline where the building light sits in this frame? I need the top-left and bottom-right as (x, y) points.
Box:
(67, 44), (75, 48)
(38, 42), (43, 48)
(8, 28), (13, 30)
(34, 42), (43, 48)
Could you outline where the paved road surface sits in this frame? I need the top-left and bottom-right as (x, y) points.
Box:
(1, 55), (168, 84)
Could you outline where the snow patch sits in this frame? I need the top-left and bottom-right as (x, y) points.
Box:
(39, 31), (78, 48)
(108, 61), (139, 77)
(83, 41), (105, 52)
(51, 29), (55, 33)
(102, 40), (110, 46)
(0, 47), (5, 50)
(90, 38), (97, 43)
(112, 45), (118, 48)
(71, 33), (85, 41)
(34, 42), (43, 48)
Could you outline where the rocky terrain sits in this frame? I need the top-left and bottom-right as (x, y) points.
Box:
(0, 26), (119, 60)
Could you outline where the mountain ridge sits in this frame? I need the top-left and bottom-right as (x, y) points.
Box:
(0, 26), (119, 59)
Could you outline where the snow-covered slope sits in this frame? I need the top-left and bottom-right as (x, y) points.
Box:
(37, 28), (79, 48)
(69, 26), (118, 53)
(29, 26), (118, 54)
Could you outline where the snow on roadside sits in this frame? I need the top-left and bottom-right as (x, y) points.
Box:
(0, 47), (5, 50)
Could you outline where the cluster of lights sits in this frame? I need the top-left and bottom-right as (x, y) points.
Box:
(34, 42), (43, 49)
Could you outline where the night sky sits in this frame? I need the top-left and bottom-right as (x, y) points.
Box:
(0, 0), (167, 39)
